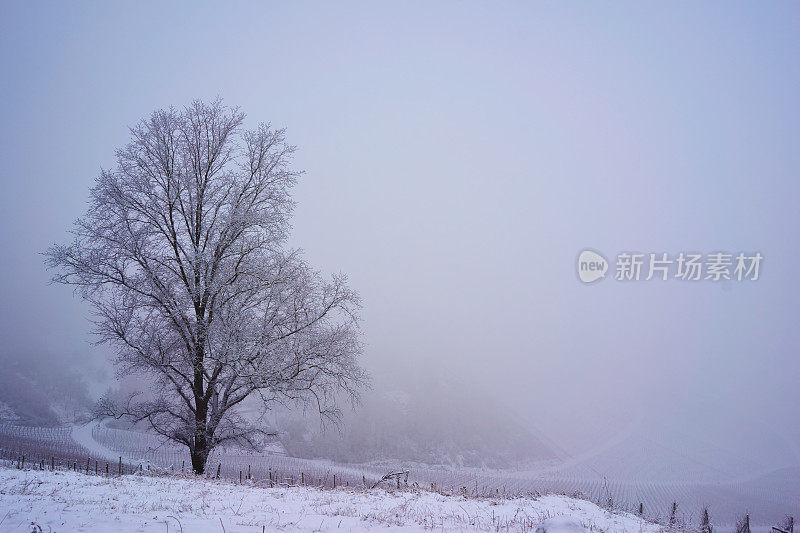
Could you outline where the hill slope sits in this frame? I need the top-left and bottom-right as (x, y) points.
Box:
(0, 465), (661, 532)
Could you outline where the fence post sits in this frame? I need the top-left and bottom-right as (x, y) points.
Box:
(86, 457), (90, 474)
(216, 463), (221, 479)
(118, 456), (122, 475)
(333, 474), (336, 489)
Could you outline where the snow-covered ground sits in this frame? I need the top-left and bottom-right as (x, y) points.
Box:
(70, 422), (120, 463)
(2, 422), (798, 530)
(0, 466), (660, 532)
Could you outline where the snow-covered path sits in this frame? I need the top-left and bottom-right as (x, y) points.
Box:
(0, 466), (660, 532)
(70, 421), (122, 463)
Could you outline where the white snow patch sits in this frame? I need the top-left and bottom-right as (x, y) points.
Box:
(70, 421), (122, 463)
(0, 466), (660, 532)
(536, 516), (592, 533)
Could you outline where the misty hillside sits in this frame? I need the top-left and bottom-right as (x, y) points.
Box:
(277, 376), (557, 468)
(0, 351), (90, 426)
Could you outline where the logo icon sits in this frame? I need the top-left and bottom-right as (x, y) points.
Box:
(577, 250), (608, 283)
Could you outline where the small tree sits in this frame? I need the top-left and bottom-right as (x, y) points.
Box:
(700, 506), (712, 533)
(46, 100), (366, 474)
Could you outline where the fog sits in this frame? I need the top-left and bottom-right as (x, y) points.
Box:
(1, 1), (799, 478)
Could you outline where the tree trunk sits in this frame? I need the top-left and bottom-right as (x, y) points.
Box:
(191, 338), (209, 475)
(191, 434), (209, 474)
(191, 393), (210, 474)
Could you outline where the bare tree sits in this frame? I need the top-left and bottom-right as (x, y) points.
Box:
(45, 99), (366, 474)
(700, 506), (712, 533)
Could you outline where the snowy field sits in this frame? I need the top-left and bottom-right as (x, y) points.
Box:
(1, 422), (798, 531)
(0, 467), (660, 532)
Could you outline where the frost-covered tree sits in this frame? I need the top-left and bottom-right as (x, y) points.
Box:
(46, 100), (365, 474)
(700, 506), (712, 533)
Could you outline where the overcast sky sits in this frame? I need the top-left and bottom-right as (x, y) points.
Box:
(1, 2), (798, 462)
